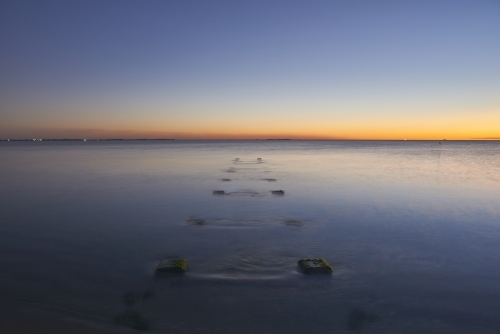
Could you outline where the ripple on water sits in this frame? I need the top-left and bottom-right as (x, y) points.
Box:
(198, 250), (297, 280)
(225, 189), (265, 197)
(184, 216), (323, 231)
(233, 159), (264, 164)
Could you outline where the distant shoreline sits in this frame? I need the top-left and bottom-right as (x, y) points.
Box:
(0, 138), (175, 141)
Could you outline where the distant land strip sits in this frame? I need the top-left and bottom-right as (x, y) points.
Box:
(472, 138), (500, 140)
(0, 139), (175, 141)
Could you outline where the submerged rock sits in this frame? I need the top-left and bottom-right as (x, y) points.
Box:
(263, 178), (277, 182)
(186, 218), (206, 225)
(221, 178), (231, 181)
(156, 258), (187, 273)
(114, 310), (150, 330)
(298, 258), (333, 274)
(213, 190), (225, 195)
(142, 289), (155, 300)
(123, 291), (139, 305)
(271, 190), (285, 195)
(348, 308), (379, 331)
(283, 219), (302, 227)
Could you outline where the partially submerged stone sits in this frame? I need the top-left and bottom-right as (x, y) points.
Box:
(263, 178), (277, 182)
(298, 258), (333, 274)
(156, 258), (187, 273)
(348, 308), (379, 330)
(142, 289), (155, 300)
(123, 291), (138, 305)
(186, 218), (206, 225)
(283, 219), (302, 227)
(221, 178), (231, 181)
(114, 310), (150, 330)
(271, 190), (285, 195)
(213, 190), (225, 195)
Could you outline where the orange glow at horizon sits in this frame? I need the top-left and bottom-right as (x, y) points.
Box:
(2, 106), (499, 140)
(4, 112), (500, 140)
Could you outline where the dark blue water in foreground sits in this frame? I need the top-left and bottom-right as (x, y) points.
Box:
(1, 140), (499, 333)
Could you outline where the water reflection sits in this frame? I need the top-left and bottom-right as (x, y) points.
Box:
(0, 141), (499, 333)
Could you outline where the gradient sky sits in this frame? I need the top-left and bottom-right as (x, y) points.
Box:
(1, 0), (499, 139)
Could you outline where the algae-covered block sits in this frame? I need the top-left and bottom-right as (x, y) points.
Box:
(156, 258), (187, 273)
(298, 258), (333, 274)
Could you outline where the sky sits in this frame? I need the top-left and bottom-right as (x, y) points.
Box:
(1, 0), (499, 140)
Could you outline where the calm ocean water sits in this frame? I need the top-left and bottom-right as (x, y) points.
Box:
(1, 140), (499, 333)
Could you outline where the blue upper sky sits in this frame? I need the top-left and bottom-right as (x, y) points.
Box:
(1, 0), (499, 139)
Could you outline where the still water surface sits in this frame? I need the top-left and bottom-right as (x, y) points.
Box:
(1, 141), (499, 333)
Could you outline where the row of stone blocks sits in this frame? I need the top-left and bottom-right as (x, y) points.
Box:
(156, 258), (333, 274)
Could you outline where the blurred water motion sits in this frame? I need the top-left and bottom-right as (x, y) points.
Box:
(0, 140), (499, 333)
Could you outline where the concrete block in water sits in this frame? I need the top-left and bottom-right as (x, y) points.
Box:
(157, 258), (187, 273)
(298, 258), (333, 274)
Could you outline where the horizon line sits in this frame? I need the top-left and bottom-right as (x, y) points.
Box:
(2, 138), (499, 142)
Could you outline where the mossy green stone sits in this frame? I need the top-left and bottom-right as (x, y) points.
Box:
(156, 258), (187, 273)
(298, 258), (333, 274)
